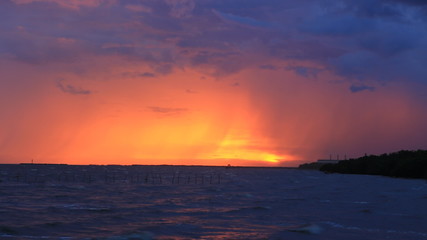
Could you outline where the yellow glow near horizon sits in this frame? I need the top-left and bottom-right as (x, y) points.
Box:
(205, 125), (290, 164)
(209, 145), (287, 164)
(0, 65), (299, 166)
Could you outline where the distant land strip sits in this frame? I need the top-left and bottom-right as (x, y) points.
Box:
(299, 150), (427, 179)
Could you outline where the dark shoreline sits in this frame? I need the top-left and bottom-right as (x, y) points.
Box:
(300, 150), (427, 180)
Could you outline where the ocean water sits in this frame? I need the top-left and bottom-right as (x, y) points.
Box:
(0, 164), (427, 239)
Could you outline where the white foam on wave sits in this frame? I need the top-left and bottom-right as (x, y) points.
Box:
(286, 223), (323, 234)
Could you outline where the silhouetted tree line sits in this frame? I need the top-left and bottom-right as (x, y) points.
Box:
(320, 150), (427, 179)
(298, 162), (326, 170)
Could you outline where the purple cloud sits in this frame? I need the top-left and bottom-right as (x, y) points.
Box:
(147, 106), (188, 116)
(122, 72), (156, 78)
(212, 9), (279, 30)
(286, 66), (323, 78)
(1, 0), (426, 86)
(56, 80), (92, 95)
(349, 84), (376, 93)
(165, 0), (196, 18)
(259, 64), (279, 70)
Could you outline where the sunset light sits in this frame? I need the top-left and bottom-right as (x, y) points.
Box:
(2, 1), (427, 239)
(0, 0), (426, 166)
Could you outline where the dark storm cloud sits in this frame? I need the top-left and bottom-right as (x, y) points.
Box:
(387, 0), (427, 6)
(359, 27), (420, 57)
(301, 15), (374, 36)
(293, 0), (427, 83)
(330, 51), (378, 80)
(3, 0), (427, 85)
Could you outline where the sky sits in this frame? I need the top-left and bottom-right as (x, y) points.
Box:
(1, 0), (427, 166)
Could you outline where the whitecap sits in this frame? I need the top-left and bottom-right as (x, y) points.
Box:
(286, 223), (323, 234)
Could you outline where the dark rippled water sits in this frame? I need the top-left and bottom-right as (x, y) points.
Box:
(1, 164), (427, 239)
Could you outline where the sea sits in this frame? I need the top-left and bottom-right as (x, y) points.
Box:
(0, 164), (426, 239)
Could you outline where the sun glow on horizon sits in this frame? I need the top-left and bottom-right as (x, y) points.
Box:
(1, 54), (422, 167)
(28, 68), (294, 166)
(1, 0), (427, 168)
(204, 125), (294, 164)
(208, 145), (290, 164)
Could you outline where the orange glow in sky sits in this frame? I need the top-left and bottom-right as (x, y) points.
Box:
(0, 59), (426, 167)
(47, 68), (294, 166)
(1, 0), (427, 167)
